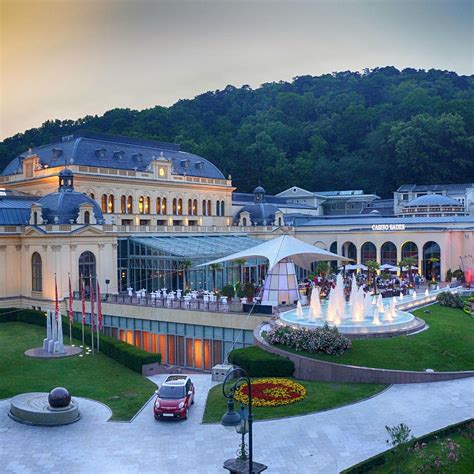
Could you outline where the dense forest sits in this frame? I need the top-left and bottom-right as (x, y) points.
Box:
(1, 67), (473, 196)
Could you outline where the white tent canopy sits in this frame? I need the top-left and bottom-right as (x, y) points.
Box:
(199, 234), (347, 271)
(340, 263), (368, 271)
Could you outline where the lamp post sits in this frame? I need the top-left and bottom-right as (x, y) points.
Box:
(105, 279), (110, 300)
(221, 367), (267, 473)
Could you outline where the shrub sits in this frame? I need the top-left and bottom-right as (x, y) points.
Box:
(267, 323), (352, 356)
(0, 308), (161, 373)
(228, 346), (295, 377)
(452, 268), (464, 280)
(436, 292), (464, 308)
(243, 282), (256, 299)
(220, 284), (235, 298)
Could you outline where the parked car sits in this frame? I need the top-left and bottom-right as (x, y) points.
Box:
(153, 375), (195, 420)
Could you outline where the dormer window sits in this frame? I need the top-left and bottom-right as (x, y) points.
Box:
(52, 148), (63, 159)
(195, 161), (204, 170)
(180, 159), (190, 169)
(95, 148), (107, 159)
(132, 153), (143, 163)
(113, 150), (125, 160)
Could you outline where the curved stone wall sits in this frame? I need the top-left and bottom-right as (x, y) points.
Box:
(254, 324), (474, 384)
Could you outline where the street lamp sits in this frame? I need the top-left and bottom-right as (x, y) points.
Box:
(221, 367), (267, 474)
(105, 279), (110, 300)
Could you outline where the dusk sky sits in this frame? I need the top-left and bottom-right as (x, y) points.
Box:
(1, 0), (473, 140)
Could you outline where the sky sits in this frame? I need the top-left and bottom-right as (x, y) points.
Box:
(1, 0), (473, 139)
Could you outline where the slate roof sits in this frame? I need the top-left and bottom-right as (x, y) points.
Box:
(232, 193), (317, 210)
(2, 130), (225, 180)
(397, 183), (474, 193)
(0, 190), (36, 225)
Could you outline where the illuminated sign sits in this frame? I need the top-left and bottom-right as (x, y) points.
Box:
(371, 224), (406, 231)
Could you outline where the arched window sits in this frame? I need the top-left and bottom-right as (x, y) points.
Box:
(145, 196), (150, 214)
(31, 252), (42, 292)
(192, 199), (198, 215)
(342, 241), (357, 261)
(108, 195), (114, 213)
(156, 197), (161, 215)
(401, 241), (418, 260)
(84, 211), (90, 224)
(127, 196), (133, 214)
(202, 199), (207, 216)
(216, 201), (220, 216)
(162, 197), (167, 214)
(278, 217), (282, 226)
(329, 241), (338, 269)
(242, 217), (247, 226)
(178, 198), (183, 215)
(33, 211), (38, 225)
(361, 242), (376, 264)
(423, 241), (441, 280)
(381, 241), (397, 265)
(138, 196), (144, 214)
(121, 195), (126, 214)
(188, 199), (193, 215)
(173, 198), (177, 215)
(90, 193), (95, 200)
(207, 200), (212, 216)
(101, 194), (107, 213)
(220, 200), (225, 216)
(79, 251), (96, 295)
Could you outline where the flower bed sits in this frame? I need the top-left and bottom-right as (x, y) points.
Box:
(267, 323), (352, 355)
(234, 378), (306, 407)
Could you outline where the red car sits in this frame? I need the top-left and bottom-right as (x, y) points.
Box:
(153, 375), (195, 420)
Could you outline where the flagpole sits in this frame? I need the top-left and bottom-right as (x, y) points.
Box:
(90, 275), (95, 356)
(68, 274), (72, 345)
(96, 278), (100, 353)
(80, 275), (85, 347)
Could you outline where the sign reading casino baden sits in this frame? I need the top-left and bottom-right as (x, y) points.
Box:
(371, 224), (406, 231)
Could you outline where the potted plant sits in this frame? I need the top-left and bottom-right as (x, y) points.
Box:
(428, 257), (439, 290)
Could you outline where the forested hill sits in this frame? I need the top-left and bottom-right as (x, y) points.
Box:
(1, 67), (473, 196)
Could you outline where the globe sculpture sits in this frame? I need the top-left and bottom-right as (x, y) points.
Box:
(48, 387), (72, 408)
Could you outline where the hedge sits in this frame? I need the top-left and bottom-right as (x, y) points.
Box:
(228, 345), (295, 377)
(0, 308), (161, 373)
(342, 418), (474, 473)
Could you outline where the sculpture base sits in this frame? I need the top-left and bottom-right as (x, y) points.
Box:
(9, 393), (81, 426)
(24, 346), (82, 359)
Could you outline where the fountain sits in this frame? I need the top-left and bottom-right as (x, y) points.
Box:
(278, 272), (431, 336)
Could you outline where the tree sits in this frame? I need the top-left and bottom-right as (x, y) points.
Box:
(385, 423), (414, 474)
(179, 259), (192, 290)
(209, 263), (221, 292)
(399, 257), (417, 285)
(366, 260), (380, 294)
(234, 258), (246, 285)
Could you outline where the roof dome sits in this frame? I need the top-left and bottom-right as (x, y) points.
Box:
(36, 171), (103, 224)
(254, 186), (265, 194)
(405, 194), (462, 207)
(233, 202), (281, 226)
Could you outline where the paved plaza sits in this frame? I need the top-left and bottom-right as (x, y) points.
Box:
(0, 375), (473, 473)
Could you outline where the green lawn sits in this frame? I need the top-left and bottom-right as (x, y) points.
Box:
(0, 322), (156, 421)
(272, 305), (474, 372)
(371, 425), (474, 473)
(202, 378), (387, 423)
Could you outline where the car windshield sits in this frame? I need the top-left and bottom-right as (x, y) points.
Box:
(158, 385), (186, 399)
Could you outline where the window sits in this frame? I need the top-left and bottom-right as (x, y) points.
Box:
(121, 195), (126, 213)
(216, 201), (220, 216)
(79, 251), (96, 295)
(33, 211), (38, 225)
(202, 200), (207, 216)
(139, 196), (144, 214)
(31, 252), (42, 292)
(127, 196), (133, 214)
(178, 198), (183, 215)
(402, 194), (409, 201)
(192, 199), (197, 215)
(162, 197), (167, 214)
(108, 195), (114, 213)
(90, 193), (95, 200)
(220, 200), (225, 217)
(156, 197), (161, 215)
(145, 196), (150, 214)
(207, 200), (212, 216)
(84, 211), (90, 224)
(173, 198), (177, 215)
(101, 194), (107, 213)
(188, 199), (193, 215)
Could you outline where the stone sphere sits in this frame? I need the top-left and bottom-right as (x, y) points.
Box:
(48, 387), (71, 408)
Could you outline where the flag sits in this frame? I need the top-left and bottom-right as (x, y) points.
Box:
(80, 275), (86, 324)
(97, 281), (102, 330)
(54, 274), (59, 320)
(68, 275), (73, 323)
(90, 277), (95, 330)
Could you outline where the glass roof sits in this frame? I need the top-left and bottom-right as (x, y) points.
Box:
(130, 235), (262, 259)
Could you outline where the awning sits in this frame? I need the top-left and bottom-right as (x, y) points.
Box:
(199, 234), (348, 271)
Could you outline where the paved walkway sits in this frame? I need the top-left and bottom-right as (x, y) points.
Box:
(0, 375), (473, 473)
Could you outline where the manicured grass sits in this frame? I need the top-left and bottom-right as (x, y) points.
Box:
(202, 378), (387, 423)
(272, 305), (474, 372)
(371, 426), (474, 473)
(0, 322), (156, 421)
